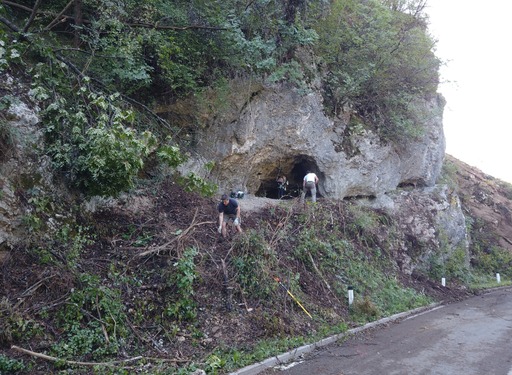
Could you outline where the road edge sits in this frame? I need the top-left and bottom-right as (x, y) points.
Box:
(228, 302), (443, 375)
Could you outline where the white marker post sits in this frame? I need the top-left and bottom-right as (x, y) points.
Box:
(441, 277), (446, 287)
(496, 273), (501, 283)
(348, 286), (354, 306)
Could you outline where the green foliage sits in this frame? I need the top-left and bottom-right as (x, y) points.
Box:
(204, 354), (225, 374)
(2, 0), (443, 201)
(345, 204), (382, 246)
(0, 96), (17, 160)
(350, 296), (380, 323)
(19, 185), (94, 268)
(463, 212), (512, 280)
(0, 297), (43, 346)
(427, 227), (470, 282)
(439, 158), (460, 190)
(21, 213), (43, 233)
(313, 0), (439, 141)
(177, 172), (217, 197)
(0, 354), (26, 373)
(498, 180), (512, 201)
(0, 36), (23, 72)
(374, 279), (431, 315)
(157, 144), (187, 168)
(426, 252), (444, 280)
(468, 273), (512, 290)
(0, 2), (457, 372)
(61, 225), (94, 269)
(75, 123), (155, 196)
(267, 60), (307, 90)
(53, 273), (128, 360)
(210, 335), (310, 373)
(52, 323), (119, 361)
(426, 244), (470, 282)
(27, 59), (162, 197)
(120, 226), (153, 247)
(166, 247), (199, 322)
(466, 217), (499, 260)
(445, 247), (470, 281)
(232, 230), (278, 300)
(38, 81), (157, 196)
(472, 246), (512, 278)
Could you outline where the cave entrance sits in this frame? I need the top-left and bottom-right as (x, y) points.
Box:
(255, 155), (323, 199)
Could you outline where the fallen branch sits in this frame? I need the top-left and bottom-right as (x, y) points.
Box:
(44, 0), (74, 31)
(502, 236), (512, 246)
(221, 259), (233, 311)
(268, 203), (295, 248)
(11, 345), (142, 367)
(307, 252), (343, 304)
(14, 274), (57, 309)
(136, 209), (214, 257)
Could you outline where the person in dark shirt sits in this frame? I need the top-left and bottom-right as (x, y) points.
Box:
(217, 193), (242, 238)
(276, 175), (287, 199)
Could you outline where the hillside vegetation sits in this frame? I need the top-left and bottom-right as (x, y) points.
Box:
(1, 0), (438, 197)
(1, 1), (512, 374)
(0, 159), (511, 374)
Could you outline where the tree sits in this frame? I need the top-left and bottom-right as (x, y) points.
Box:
(313, 0), (440, 140)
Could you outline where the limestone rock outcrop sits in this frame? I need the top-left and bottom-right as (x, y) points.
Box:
(364, 186), (469, 275)
(0, 99), (41, 252)
(183, 83), (446, 200)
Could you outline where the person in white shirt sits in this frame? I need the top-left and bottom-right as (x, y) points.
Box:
(301, 171), (319, 203)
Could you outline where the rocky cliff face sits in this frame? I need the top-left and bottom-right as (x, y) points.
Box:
(180, 81), (446, 201)
(0, 97), (47, 255)
(445, 154), (512, 253)
(378, 185), (469, 275)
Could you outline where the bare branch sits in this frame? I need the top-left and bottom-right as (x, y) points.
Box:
(0, 15), (20, 32)
(11, 345), (143, 367)
(74, 0), (83, 47)
(128, 22), (227, 31)
(1, 1), (227, 32)
(44, 0), (75, 31)
(21, 0), (42, 32)
(1, 0), (33, 13)
(136, 210), (214, 257)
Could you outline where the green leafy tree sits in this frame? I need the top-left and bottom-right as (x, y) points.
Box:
(1, 0), (443, 194)
(313, 0), (440, 141)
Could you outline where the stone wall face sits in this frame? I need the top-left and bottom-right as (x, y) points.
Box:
(186, 83), (446, 200)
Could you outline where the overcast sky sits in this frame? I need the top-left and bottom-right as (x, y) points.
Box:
(426, 0), (512, 183)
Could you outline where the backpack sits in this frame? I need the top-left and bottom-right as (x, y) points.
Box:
(230, 190), (244, 199)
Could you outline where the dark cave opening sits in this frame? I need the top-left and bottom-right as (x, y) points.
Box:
(255, 155), (323, 199)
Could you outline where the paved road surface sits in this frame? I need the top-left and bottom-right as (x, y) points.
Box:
(262, 288), (512, 375)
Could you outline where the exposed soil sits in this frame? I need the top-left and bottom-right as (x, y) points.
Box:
(445, 154), (512, 252)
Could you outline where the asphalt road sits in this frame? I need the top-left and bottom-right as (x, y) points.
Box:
(261, 287), (512, 375)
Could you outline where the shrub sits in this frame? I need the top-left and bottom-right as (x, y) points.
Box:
(0, 354), (26, 373)
(53, 274), (128, 360)
(166, 247), (199, 322)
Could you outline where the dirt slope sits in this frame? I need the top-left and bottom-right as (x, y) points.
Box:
(445, 154), (512, 251)
(3, 154), (511, 374)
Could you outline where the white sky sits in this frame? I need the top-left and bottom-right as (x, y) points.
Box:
(426, 0), (512, 183)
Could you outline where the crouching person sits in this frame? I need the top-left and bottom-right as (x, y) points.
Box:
(218, 194), (242, 238)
